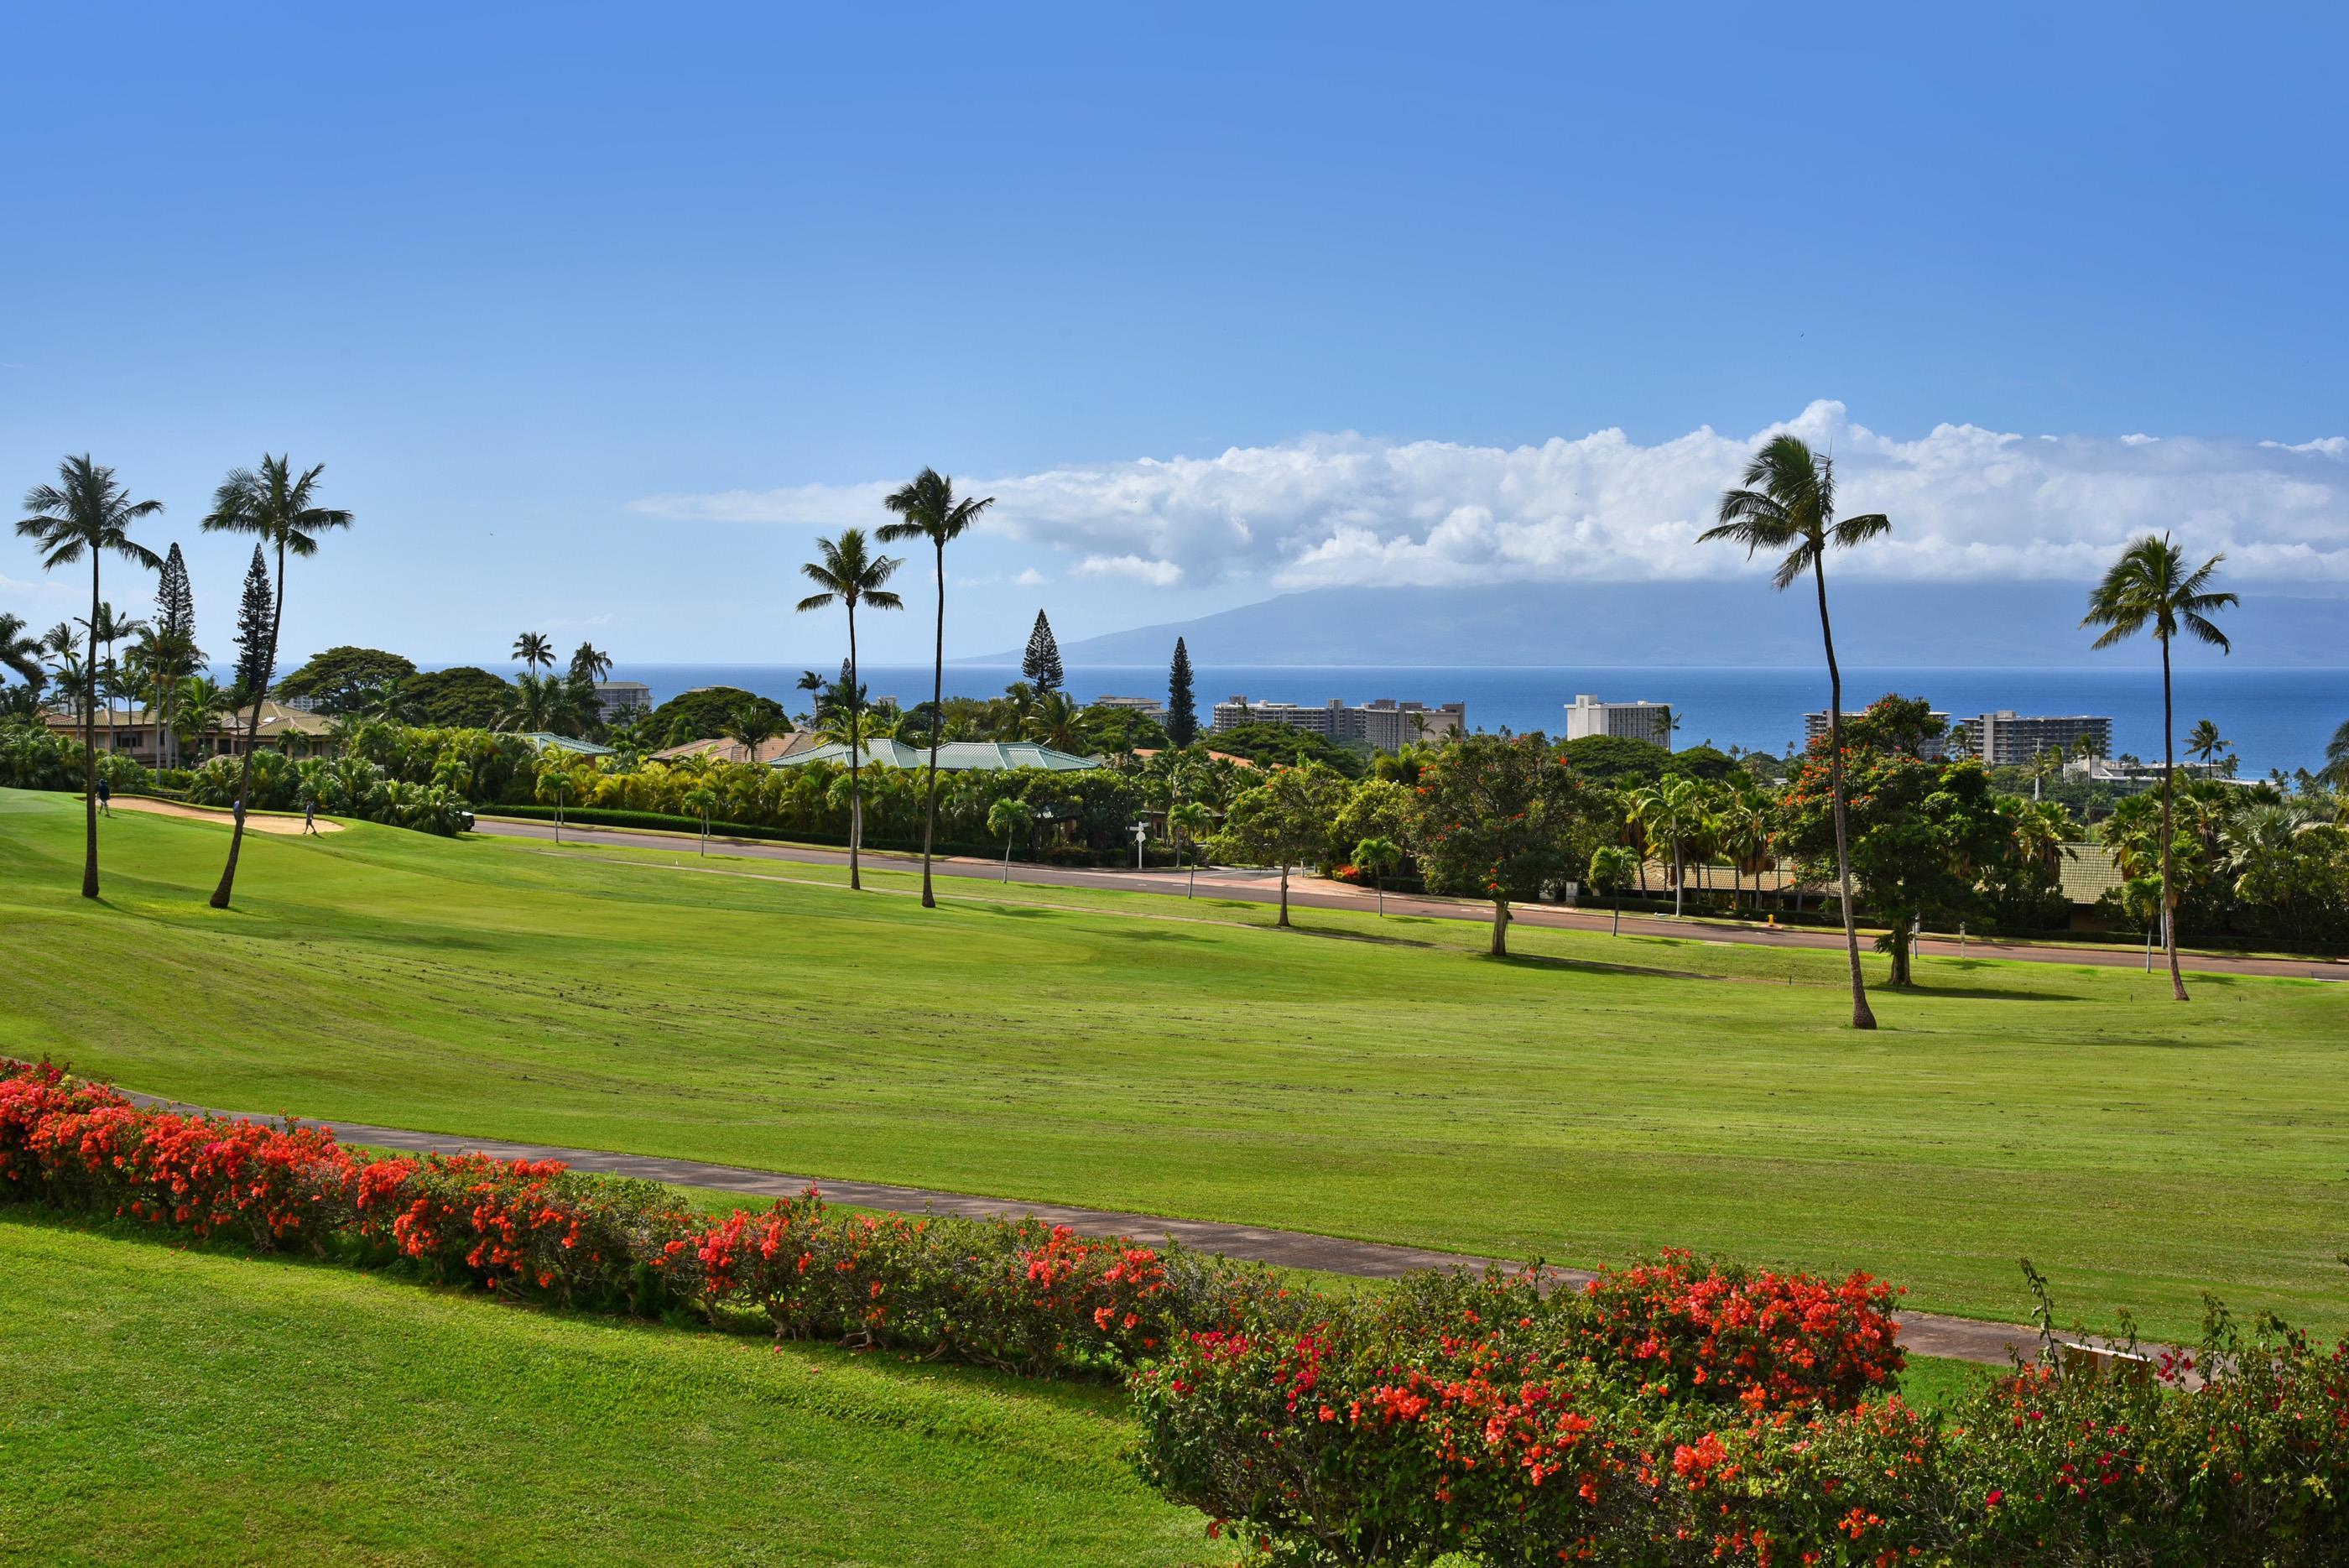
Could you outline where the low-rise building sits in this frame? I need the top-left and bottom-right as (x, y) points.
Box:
(1091, 694), (1168, 722)
(772, 739), (1101, 772)
(1564, 694), (1675, 747)
(1211, 696), (1464, 751)
(652, 733), (823, 767)
(39, 701), (336, 763)
(1957, 711), (2112, 768)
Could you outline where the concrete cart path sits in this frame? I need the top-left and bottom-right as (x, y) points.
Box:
(124, 1087), (2068, 1368)
(472, 816), (2346, 983)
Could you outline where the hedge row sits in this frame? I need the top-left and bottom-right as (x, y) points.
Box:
(0, 1060), (1893, 1401)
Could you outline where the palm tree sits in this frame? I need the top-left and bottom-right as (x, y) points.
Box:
(794, 529), (903, 890)
(681, 784), (716, 856)
(1169, 799), (1213, 898)
(2081, 533), (2236, 1002)
(880, 468), (996, 910)
(0, 612), (44, 692)
(568, 642), (613, 684)
(81, 602), (148, 758)
(720, 702), (779, 763)
(1587, 844), (1638, 935)
(1630, 774), (1703, 918)
(987, 796), (1031, 883)
(172, 674), (235, 759)
(1352, 835), (1401, 916)
(1022, 690), (1086, 753)
(513, 632), (552, 674)
(16, 456), (164, 899)
(1702, 435), (1891, 1029)
(498, 669), (591, 735)
(199, 456), (355, 909)
(2185, 718), (2229, 777)
(2326, 719), (2349, 792)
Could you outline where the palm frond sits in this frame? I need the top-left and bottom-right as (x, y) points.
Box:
(794, 591), (837, 613)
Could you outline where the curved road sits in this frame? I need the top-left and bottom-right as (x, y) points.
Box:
(475, 816), (2346, 982)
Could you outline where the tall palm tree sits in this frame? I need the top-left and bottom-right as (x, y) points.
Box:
(568, 642), (612, 684)
(2082, 534), (2236, 1002)
(200, 456), (354, 909)
(16, 456), (164, 899)
(880, 467), (996, 909)
(513, 632), (552, 674)
(2185, 718), (2228, 776)
(498, 669), (592, 735)
(0, 612), (44, 692)
(1702, 435), (1891, 1029)
(794, 529), (902, 889)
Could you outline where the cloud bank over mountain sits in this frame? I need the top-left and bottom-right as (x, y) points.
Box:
(632, 402), (2349, 591)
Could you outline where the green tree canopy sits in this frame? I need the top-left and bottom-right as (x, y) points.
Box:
(1408, 732), (1589, 956)
(1779, 715), (2016, 986)
(273, 646), (417, 714)
(648, 685), (790, 745)
(402, 666), (517, 729)
(1206, 721), (1368, 779)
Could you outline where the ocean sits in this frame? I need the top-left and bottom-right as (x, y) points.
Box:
(597, 663), (2349, 779)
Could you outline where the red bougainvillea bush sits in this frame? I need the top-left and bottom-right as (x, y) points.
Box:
(1132, 1264), (2349, 1564)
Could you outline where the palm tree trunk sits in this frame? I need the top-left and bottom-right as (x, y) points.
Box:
(1278, 861), (1289, 928)
(1673, 843), (1684, 917)
(846, 602), (862, 891)
(81, 558), (100, 899)
(1814, 555), (1877, 1029)
(2159, 637), (2187, 1001)
(211, 539), (284, 909)
(919, 541), (944, 909)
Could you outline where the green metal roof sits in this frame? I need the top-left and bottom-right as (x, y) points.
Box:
(772, 739), (1101, 772)
(516, 732), (616, 757)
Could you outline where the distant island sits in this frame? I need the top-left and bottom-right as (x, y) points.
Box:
(963, 581), (2349, 668)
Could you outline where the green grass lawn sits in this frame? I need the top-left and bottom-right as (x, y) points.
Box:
(0, 1212), (1222, 1566)
(3, 786), (2343, 1341)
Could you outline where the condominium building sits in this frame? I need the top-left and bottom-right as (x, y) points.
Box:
(1802, 709), (1953, 760)
(1211, 696), (1465, 751)
(1091, 694), (1169, 722)
(1563, 694), (1675, 747)
(1956, 711), (2112, 768)
(592, 680), (654, 721)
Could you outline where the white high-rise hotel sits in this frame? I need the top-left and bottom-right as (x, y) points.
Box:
(1563, 695), (1675, 748)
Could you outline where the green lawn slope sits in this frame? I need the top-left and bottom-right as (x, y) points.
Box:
(3, 786), (2342, 1341)
(0, 1212), (1221, 1566)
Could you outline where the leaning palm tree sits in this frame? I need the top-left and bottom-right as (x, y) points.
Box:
(199, 456), (354, 909)
(794, 529), (902, 890)
(2082, 534), (2236, 1002)
(1701, 435), (1890, 1029)
(16, 456), (164, 899)
(879, 467), (996, 909)
(513, 632), (552, 674)
(0, 612), (44, 692)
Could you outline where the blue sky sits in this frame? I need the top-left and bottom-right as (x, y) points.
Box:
(3, 2), (2344, 665)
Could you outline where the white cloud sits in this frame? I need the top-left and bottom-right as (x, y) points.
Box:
(1014, 566), (1046, 586)
(1072, 554), (1184, 587)
(630, 402), (2349, 589)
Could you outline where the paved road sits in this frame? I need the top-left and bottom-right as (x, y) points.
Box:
(121, 1086), (2066, 1367)
(477, 815), (2347, 982)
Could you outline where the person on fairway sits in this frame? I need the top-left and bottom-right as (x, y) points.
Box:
(95, 778), (110, 816)
(303, 796), (318, 834)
